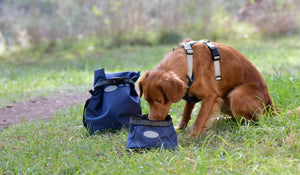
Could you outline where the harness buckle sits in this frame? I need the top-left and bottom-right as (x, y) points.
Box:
(214, 55), (220, 61)
(205, 42), (217, 49)
(185, 49), (194, 55)
(216, 76), (222, 81)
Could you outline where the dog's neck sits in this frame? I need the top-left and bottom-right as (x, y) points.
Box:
(155, 49), (189, 84)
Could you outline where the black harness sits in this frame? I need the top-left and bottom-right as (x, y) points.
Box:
(179, 40), (221, 103)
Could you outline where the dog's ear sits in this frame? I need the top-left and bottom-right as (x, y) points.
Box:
(138, 70), (150, 98)
(182, 38), (192, 43)
(159, 72), (186, 103)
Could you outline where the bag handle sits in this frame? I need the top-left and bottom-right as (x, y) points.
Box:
(82, 98), (90, 128)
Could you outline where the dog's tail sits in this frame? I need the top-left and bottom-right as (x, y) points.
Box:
(287, 106), (300, 115)
(267, 105), (300, 116)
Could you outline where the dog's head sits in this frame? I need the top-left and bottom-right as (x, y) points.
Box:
(138, 70), (187, 121)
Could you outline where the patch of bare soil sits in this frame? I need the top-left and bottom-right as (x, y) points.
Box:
(0, 92), (90, 131)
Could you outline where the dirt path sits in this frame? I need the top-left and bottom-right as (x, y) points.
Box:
(2, 92), (299, 131)
(0, 92), (90, 130)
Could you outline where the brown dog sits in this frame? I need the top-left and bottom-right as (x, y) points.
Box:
(138, 39), (280, 137)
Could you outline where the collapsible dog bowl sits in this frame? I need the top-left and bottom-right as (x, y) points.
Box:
(126, 114), (177, 150)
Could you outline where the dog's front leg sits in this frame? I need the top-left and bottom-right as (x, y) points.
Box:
(175, 101), (195, 130)
(189, 95), (223, 137)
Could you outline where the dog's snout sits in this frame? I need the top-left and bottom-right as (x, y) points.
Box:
(148, 110), (167, 121)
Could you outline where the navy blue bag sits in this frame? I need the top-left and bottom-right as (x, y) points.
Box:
(83, 68), (142, 135)
(126, 115), (177, 150)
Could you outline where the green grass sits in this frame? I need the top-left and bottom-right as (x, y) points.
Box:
(0, 41), (170, 107)
(1, 37), (300, 174)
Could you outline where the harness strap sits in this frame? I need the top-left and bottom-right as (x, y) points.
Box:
(181, 41), (197, 81)
(180, 41), (199, 103)
(178, 39), (222, 103)
(203, 41), (222, 81)
(182, 74), (200, 103)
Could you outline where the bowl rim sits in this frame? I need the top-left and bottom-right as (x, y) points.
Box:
(130, 114), (173, 127)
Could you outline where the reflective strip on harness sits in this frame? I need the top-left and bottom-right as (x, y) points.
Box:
(202, 41), (222, 81)
(214, 61), (221, 81)
(181, 41), (197, 81)
(187, 55), (193, 81)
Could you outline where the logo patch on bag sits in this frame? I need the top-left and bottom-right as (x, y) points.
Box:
(104, 85), (118, 92)
(143, 130), (159, 138)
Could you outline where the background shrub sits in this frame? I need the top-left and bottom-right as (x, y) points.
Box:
(0, 0), (299, 52)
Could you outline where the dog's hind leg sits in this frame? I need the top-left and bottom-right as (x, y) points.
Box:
(228, 83), (273, 121)
(175, 101), (195, 130)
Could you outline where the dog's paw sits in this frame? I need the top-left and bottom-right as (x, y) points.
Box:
(189, 133), (199, 139)
(189, 131), (201, 139)
(174, 122), (187, 130)
(174, 125), (184, 130)
(188, 128), (204, 138)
